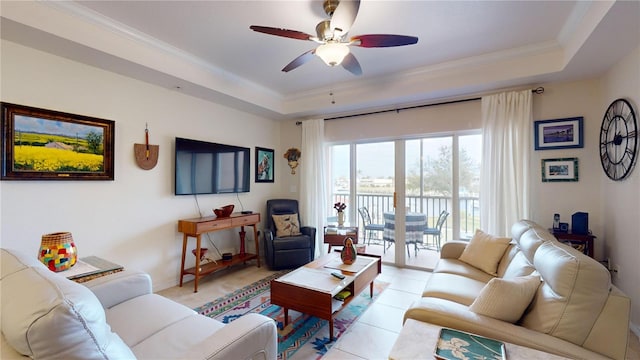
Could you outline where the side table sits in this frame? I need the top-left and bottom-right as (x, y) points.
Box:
(550, 229), (595, 258)
(389, 319), (570, 359)
(324, 226), (359, 253)
(65, 256), (124, 283)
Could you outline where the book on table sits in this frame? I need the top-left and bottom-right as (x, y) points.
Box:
(435, 328), (506, 360)
(333, 290), (351, 301)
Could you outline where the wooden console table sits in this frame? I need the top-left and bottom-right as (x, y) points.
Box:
(178, 212), (261, 292)
(550, 229), (595, 258)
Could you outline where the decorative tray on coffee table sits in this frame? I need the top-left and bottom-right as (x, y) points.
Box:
(434, 328), (506, 360)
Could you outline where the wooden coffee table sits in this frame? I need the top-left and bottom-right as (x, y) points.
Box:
(270, 252), (381, 340)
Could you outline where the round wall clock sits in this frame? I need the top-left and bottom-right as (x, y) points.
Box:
(599, 98), (637, 180)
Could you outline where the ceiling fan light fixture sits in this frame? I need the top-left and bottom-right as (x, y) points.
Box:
(316, 42), (350, 67)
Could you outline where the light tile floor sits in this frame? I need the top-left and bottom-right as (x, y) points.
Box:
(324, 265), (430, 359)
(158, 261), (640, 360)
(158, 262), (429, 359)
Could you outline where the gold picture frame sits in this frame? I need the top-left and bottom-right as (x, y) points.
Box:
(1, 102), (115, 180)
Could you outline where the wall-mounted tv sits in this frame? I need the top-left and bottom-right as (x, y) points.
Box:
(175, 137), (250, 195)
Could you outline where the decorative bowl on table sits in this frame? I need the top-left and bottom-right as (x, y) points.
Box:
(213, 204), (234, 218)
(191, 248), (209, 261)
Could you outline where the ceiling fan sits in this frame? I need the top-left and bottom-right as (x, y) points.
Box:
(249, 0), (418, 75)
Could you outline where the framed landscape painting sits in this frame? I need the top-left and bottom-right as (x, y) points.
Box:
(534, 117), (584, 150)
(1, 103), (115, 180)
(541, 157), (579, 182)
(255, 147), (274, 183)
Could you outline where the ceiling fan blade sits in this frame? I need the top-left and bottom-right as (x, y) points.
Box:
(282, 49), (316, 72)
(250, 25), (313, 41)
(341, 53), (362, 76)
(330, 0), (360, 37)
(351, 34), (419, 48)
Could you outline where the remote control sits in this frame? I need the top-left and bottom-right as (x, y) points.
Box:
(331, 272), (345, 280)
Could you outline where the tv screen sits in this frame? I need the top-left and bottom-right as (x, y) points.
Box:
(175, 137), (250, 195)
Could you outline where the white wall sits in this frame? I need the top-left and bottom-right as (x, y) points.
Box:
(322, 81), (607, 250)
(600, 46), (640, 333)
(530, 78), (604, 255)
(324, 100), (481, 142)
(0, 40), (283, 290)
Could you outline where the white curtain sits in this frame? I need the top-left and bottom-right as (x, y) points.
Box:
(480, 90), (532, 236)
(300, 119), (328, 258)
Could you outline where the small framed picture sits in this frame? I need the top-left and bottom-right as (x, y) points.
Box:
(1, 102), (115, 180)
(541, 158), (579, 182)
(534, 117), (583, 150)
(255, 147), (274, 183)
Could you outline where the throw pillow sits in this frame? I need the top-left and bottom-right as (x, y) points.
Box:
(272, 214), (302, 237)
(469, 275), (541, 323)
(459, 229), (511, 275)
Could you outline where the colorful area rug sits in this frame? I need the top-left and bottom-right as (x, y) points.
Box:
(194, 271), (388, 359)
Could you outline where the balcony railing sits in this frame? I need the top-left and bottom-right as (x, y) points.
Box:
(333, 193), (480, 242)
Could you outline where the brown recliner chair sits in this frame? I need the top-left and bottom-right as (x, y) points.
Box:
(263, 199), (316, 270)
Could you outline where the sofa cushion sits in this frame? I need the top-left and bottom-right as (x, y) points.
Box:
(510, 220), (538, 241)
(521, 241), (611, 345)
(1, 249), (135, 360)
(516, 227), (555, 264)
(458, 229), (511, 275)
(469, 275), (541, 323)
(106, 293), (225, 358)
(272, 214), (302, 237)
(130, 314), (221, 358)
(432, 258), (494, 283)
(422, 273), (487, 306)
(106, 293), (207, 347)
(1, 248), (44, 279)
(499, 250), (536, 279)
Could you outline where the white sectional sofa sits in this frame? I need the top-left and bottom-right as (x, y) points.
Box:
(402, 220), (631, 360)
(1, 248), (277, 360)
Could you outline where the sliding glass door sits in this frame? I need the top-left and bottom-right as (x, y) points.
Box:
(327, 132), (481, 269)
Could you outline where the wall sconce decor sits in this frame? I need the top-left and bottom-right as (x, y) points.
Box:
(134, 123), (159, 170)
(284, 148), (301, 174)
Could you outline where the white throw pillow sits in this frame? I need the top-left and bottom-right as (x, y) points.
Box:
(469, 275), (541, 323)
(272, 213), (302, 237)
(459, 229), (511, 275)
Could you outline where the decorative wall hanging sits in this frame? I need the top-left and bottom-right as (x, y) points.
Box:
(541, 158), (579, 182)
(534, 117), (584, 150)
(134, 123), (159, 170)
(1, 102), (115, 180)
(284, 147), (301, 174)
(599, 98), (637, 181)
(255, 147), (274, 182)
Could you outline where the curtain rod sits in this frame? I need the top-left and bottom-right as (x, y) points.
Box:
(296, 86), (544, 124)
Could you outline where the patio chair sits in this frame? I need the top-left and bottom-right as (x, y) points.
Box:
(358, 207), (385, 245)
(423, 210), (449, 252)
